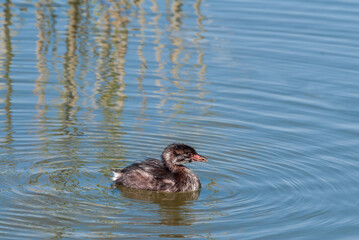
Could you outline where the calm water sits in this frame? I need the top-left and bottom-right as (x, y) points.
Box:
(1, 0), (359, 239)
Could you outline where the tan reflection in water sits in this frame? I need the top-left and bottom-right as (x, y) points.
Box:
(0, 0), (14, 146)
(169, 0), (184, 84)
(92, 1), (129, 165)
(34, 0), (57, 141)
(152, 0), (186, 113)
(60, 0), (81, 135)
(153, 0), (210, 119)
(194, 0), (209, 103)
(32, 0), (88, 193)
(134, 0), (148, 118)
(152, 0), (168, 111)
(152, 0), (165, 85)
(93, 1), (128, 112)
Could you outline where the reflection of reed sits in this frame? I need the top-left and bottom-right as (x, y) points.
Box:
(151, 0), (168, 111)
(92, 1), (129, 163)
(135, 0), (147, 87)
(152, 0), (165, 80)
(34, 3), (48, 113)
(61, 0), (81, 135)
(34, 1), (57, 139)
(169, 0), (183, 31)
(194, 0), (205, 43)
(152, 0), (187, 112)
(0, 0), (14, 146)
(168, 0), (184, 83)
(94, 1), (128, 112)
(134, 0), (148, 118)
(36, 1), (87, 197)
(194, 0), (208, 100)
(161, 0), (210, 119)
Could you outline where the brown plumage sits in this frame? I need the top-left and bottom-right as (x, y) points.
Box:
(112, 143), (208, 192)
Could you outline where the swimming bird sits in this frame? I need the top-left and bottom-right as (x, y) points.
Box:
(112, 143), (207, 192)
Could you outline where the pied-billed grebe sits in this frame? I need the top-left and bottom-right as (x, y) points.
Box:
(112, 143), (207, 192)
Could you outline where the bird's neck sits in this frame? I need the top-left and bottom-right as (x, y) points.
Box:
(162, 153), (200, 191)
(162, 153), (183, 173)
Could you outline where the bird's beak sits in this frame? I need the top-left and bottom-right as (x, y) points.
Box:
(191, 154), (208, 162)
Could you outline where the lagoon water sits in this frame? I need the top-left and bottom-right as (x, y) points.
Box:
(1, 0), (359, 239)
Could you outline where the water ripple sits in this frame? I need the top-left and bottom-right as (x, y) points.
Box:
(1, 0), (359, 238)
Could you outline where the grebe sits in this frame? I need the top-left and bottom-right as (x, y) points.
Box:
(112, 143), (207, 192)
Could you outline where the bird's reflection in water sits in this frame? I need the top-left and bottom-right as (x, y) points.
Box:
(115, 185), (200, 226)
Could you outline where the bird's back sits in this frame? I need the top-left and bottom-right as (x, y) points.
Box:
(113, 159), (176, 191)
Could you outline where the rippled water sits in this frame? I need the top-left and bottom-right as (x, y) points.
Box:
(1, 0), (359, 239)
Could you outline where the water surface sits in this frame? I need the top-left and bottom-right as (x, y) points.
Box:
(1, 0), (359, 239)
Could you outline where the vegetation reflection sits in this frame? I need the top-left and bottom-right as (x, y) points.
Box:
(0, 0), (212, 237)
(0, 0), (14, 146)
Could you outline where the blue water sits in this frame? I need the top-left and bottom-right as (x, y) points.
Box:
(1, 0), (359, 239)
